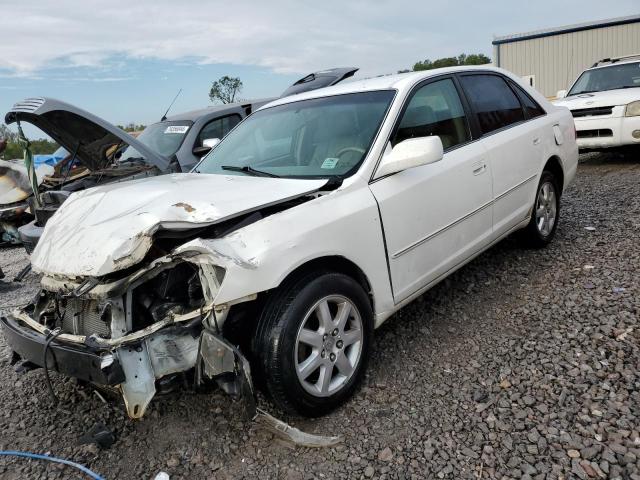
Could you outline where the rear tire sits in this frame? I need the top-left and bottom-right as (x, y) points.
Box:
(252, 271), (373, 417)
(520, 171), (561, 248)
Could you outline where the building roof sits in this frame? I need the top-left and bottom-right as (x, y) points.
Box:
(493, 14), (640, 45)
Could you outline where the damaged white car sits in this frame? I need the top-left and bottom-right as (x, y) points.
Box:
(1, 66), (578, 419)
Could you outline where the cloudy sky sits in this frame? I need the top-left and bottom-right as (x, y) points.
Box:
(1, 0), (638, 133)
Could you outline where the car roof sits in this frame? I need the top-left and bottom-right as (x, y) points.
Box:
(587, 58), (640, 71)
(165, 98), (274, 122)
(258, 65), (505, 110)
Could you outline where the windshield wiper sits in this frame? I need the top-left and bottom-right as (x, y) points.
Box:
(220, 165), (280, 178)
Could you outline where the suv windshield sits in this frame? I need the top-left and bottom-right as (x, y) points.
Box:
(196, 91), (395, 178)
(120, 121), (192, 161)
(568, 62), (640, 96)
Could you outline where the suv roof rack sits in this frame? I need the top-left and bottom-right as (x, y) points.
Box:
(592, 53), (640, 68)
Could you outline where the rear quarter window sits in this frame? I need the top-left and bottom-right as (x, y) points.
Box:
(510, 81), (546, 119)
(460, 74), (525, 134)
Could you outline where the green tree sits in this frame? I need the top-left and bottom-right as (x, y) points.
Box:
(117, 123), (146, 132)
(0, 123), (58, 160)
(409, 53), (491, 72)
(209, 76), (243, 104)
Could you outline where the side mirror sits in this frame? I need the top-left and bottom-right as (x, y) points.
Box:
(192, 138), (221, 157)
(203, 138), (221, 148)
(375, 136), (443, 178)
(555, 89), (567, 99)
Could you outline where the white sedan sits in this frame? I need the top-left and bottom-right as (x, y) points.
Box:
(3, 66), (577, 419)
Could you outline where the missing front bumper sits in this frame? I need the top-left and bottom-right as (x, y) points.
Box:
(1, 313), (256, 420)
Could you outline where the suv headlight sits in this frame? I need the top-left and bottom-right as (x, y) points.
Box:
(625, 101), (640, 117)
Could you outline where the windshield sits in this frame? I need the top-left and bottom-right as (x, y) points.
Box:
(196, 91), (395, 178)
(569, 62), (640, 95)
(119, 121), (192, 161)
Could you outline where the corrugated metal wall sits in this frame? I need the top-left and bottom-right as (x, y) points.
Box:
(494, 21), (640, 97)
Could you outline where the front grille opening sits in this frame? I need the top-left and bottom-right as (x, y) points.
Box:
(58, 298), (111, 337)
(577, 129), (613, 138)
(571, 106), (613, 118)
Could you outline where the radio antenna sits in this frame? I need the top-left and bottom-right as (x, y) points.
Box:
(161, 88), (182, 121)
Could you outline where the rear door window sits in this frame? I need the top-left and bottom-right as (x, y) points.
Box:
(459, 74), (525, 134)
(393, 78), (471, 150)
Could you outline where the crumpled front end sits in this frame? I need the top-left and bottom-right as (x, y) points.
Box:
(1, 241), (257, 419)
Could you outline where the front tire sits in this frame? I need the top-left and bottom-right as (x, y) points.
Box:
(520, 171), (561, 248)
(252, 271), (373, 417)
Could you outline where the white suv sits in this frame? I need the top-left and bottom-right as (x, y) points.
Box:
(554, 55), (640, 150)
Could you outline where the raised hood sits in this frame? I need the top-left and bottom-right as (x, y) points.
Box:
(5, 97), (170, 172)
(554, 88), (640, 111)
(31, 173), (326, 277)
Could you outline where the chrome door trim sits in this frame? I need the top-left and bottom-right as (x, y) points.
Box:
(391, 199), (493, 259)
(494, 174), (537, 202)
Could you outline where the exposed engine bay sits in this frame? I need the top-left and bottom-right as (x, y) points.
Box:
(3, 192), (317, 419)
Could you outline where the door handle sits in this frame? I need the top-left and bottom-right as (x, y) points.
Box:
(533, 137), (541, 145)
(472, 162), (486, 175)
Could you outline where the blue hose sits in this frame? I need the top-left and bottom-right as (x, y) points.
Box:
(0, 450), (105, 480)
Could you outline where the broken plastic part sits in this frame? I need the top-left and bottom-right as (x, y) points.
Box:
(254, 408), (344, 448)
(197, 330), (256, 418)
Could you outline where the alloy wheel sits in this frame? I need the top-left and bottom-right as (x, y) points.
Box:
(294, 295), (363, 397)
(535, 181), (557, 237)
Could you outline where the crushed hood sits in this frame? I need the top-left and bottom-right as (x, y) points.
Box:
(31, 173), (326, 277)
(553, 88), (640, 111)
(5, 97), (170, 172)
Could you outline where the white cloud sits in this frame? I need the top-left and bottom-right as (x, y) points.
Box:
(1, 0), (638, 76)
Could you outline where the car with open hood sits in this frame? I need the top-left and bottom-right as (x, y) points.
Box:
(553, 54), (640, 151)
(2, 97), (173, 252)
(0, 68), (359, 254)
(1, 66), (577, 420)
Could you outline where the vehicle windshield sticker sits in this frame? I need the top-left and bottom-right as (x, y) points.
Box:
(321, 157), (339, 169)
(164, 125), (189, 134)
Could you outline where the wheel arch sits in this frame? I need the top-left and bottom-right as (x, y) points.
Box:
(543, 155), (565, 195)
(277, 255), (374, 308)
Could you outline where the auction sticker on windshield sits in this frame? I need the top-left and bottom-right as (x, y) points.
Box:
(165, 125), (189, 134)
(321, 158), (339, 169)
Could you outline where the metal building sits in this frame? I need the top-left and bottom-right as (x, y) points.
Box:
(493, 15), (640, 97)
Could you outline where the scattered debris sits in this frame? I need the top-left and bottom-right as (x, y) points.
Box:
(93, 390), (107, 404)
(255, 409), (343, 448)
(612, 286), (625, 293)
(584, 226), (596, 231)
(154, 473), (170, 480)
(78, 423), (116, 449)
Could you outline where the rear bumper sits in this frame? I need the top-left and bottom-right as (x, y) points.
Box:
(0, 314), (125, 385)
(575, 115), (640, 149)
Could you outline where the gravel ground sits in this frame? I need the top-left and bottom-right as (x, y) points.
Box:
(0, 151), (638, 480)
